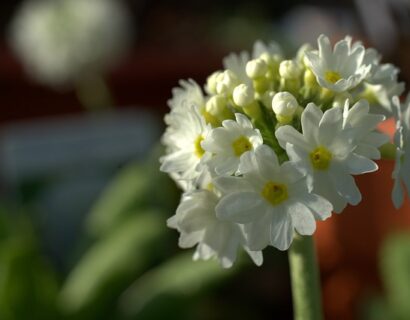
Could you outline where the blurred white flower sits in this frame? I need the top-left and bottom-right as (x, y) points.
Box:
(168, 189), (263, 268)
(9, 0), (132, 87)
(391, 95), (410, 208)
(305, 34), (371, 92)
(215, 145), (332, 251)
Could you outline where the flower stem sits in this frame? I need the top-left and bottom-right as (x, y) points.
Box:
(289, 234), (323, 320)
(75, 74), (114, 112)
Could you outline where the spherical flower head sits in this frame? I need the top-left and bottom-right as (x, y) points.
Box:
(305, 34), (371, 92)
(216, 70), (240, 95)
(272, 92), (299, 123)
(202, 113), (263, 176)
(276, 103), (381, 213)
(9, 0), (132, 87)
(214, 145), (332, 251)
(246, 58), (268, 79)
(167, 189), (263, 268)
(279, 60), (301, 80)
(233, 84), (255, 107)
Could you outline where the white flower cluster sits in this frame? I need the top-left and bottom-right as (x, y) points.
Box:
(9, 0), (132, 87)
(161, 34), (408, 268)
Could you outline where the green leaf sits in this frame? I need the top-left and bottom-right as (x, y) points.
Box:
(380, 232), (410, 319)
(119, 253), (237, 317)
(60, 211), (165, 315)
(86, 163), (153, 237)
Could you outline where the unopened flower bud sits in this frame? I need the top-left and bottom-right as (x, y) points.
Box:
(246, 58), (268, 79)
(279, 60), (301, 79)
(205, 94), (233, 122)
(233, 84), (254, 107)
(272, 92), (299, 124)
(206, 71), (222, 94)
(216, 70), (239, 95)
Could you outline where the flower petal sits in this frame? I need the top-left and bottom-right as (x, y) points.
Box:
(216, 192), (266, 223)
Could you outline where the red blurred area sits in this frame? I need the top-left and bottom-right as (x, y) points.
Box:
(0, 41), (223, 125)
(316, 153), (410, 319)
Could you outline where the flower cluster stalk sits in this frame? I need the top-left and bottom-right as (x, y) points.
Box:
(289, 235), (323, 320)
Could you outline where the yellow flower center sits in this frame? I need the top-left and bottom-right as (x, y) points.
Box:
(232, 136), (253, 157)
(261, 182), (288, 206)
(310, 146), (332, 170)
(194, 135), (205, 158)
(325, 70), (342, 84)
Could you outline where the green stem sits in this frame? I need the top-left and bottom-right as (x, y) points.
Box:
(75, 74), (114, 112)
(289, 234), (323, 320)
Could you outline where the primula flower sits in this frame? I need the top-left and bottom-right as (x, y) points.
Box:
(276, 103), (382, 212)
(160, 105), (211, 183)
(201, 113), (263, 176)
(168, 189), (263, 268)
(215, 145), (332, 251)
(305, 35), (371, 92)
(342, 99), (388, 160)
(392, 95), (410, 208)
(161, 34), (407, 268)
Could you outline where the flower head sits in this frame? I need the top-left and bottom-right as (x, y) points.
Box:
(276, 103), (383, 212)
(215, 145), (332, 251)
(305, 35), (371, 92)
(168, 189), (263, 268)
(202, 113), (263, 176)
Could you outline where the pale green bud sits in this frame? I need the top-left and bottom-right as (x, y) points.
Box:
(205, 94), (233, 122)
(272, 92), (298, 124)
(233, 84), (254, 107)
(259, 91), (275, 109)
(259, 52), (275, 67)
(206, 71), (222, 94)
(279, 60), (301, 80)
(216, 70), (239, 95)
(304, 68), (317, 87)
(246, 58), (268, 79)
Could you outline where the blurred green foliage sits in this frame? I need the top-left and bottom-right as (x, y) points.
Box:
(0, 147), (283, 320)
(363, 232), (410, 320)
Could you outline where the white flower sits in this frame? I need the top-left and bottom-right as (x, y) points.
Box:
(343, 99), (388, 160)
(215, 145), (332, 251)
(168, 189), (263, 268)
(276, 103), (379, 213)
(391, 95), (410, 208)
(305, 34), (371, 92)
(168, 79), (205, 111)
(160, 105), (211, 182)
(9, 0), (131, 87)
(201, 113), (263, 176)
